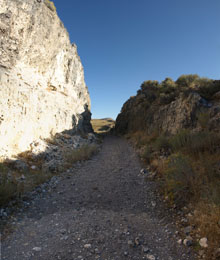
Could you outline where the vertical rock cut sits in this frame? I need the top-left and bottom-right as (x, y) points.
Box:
(0, 0), (92, 157)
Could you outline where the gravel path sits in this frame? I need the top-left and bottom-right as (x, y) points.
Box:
(1, 136), (195, 260)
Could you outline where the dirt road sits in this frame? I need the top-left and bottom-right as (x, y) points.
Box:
(1, 136), (194, 260)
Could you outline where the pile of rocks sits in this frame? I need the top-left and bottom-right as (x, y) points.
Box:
(6, 132), (97, 174)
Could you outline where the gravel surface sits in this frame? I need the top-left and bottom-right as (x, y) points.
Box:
(1, 136), (195, 260)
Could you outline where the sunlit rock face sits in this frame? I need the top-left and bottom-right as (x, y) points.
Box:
(0, 0), (92, 157)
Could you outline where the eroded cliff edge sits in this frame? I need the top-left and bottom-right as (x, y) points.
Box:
(115, 76), (220, 135)
(0, 0), (92, 157)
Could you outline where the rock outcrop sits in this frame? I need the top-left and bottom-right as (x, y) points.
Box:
(0, 0), (92, 157)
(115, 78), (220, 135)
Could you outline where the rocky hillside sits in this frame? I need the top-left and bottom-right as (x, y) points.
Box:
(0, 0), (92, 158)
(115, 75), (220, 135)
(115, 75), (220, 259)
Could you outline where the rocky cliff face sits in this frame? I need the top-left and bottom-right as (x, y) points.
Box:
(0, 0), (92, 157)
(115, 78), (220, 135)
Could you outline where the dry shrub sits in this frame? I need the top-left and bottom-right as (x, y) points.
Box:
(132, 130), (159, 148)
(194, 153), (220, 205)
(154, 134), (171, 151)
(0, 163), (28, 206)
(151, 158), (166, 175)
(164, 154), (199, 206)
(27, 170), (52, 188)
(192, 202), (220, 260)
(17, 150), (34, 161)
(170, 129), (191, 151)
(170, 130), (220, 156)
(17, 150), (44, 168)
(141, 146), (153, 163)
(0, 161), (52, 207)
(176, 74), (200, 88)
(65, 144), (98, 166)
(0, 173), (18, 206)
(197, 112), (210, 129)
(198, 79), (220, 100)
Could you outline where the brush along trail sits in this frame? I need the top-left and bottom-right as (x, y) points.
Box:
(1, 136), (194, 260)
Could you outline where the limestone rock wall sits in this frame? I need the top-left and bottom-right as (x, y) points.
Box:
(0, 0), (92, 157)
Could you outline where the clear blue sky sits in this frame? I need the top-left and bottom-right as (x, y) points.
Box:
(53, 0), (220, 119)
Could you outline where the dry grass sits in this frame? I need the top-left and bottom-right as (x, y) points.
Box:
(191, 202), (220, 260)
(0, 162), (52, 207)
(1, 135), (99, 207)
(65, 144), (98, 167)
(128, 129), (220, 259)
(91, 118), (115, 134)
(0, 171), (18, 206)
(128, 130), (159, 148)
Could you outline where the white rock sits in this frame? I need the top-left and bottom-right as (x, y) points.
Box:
(127, 240), (133, 247)
(33, 247), (42, 252)
(0, 0), (91, 158)
(151, 201), (156, 207)
(183, 236), (193, 246)
(199, 237), (208, 248)
(84, 244), (92, 249)
(177, 239), (182, 244)
(142, 246), (150, 253)
(146, 254), (156, 260)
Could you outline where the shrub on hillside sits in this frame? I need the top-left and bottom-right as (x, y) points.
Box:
(197, 112), (210, 129)
(161, 77), (176, 89)
(170, 129), (219, 155)
(141, 80), (159, 90)
(170, 129), (191, 151)
(138, 81), (159, 103)
(158, 92), (177, 104)
(164, 154), (197, 206)
(154, 134), (171, 151)
(176, 74), (200, 88)
(188, 131), (219, 155)
(141, 146), (153, 163)
(197, 79), (220, 99)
